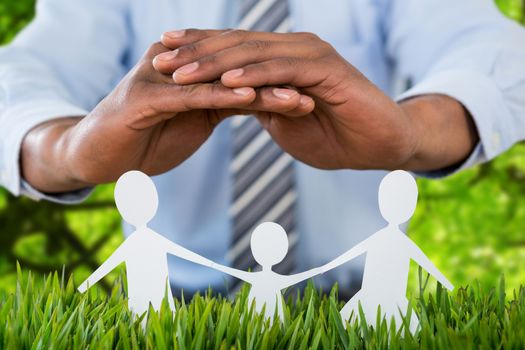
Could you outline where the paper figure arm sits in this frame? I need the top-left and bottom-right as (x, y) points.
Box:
(210, 263), (255, 284)
(406, 238), (454, 291)
(159, 236), (214, 268)
(320, 237), (371, 273)
(282, 267), (323, 289)
(78, 239), (129, 292)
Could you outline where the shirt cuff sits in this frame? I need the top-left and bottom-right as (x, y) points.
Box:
(0, 99), (88, 197)
(20, 179), (93, 204)
(396, 69), (514, 178)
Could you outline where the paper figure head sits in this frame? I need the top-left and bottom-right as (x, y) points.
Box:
(250, 222), (288, 267)
(114, 170), (158, 228)
(378, 170), (418, 225)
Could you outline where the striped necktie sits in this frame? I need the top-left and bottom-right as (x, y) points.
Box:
(227, 0), (297, 279)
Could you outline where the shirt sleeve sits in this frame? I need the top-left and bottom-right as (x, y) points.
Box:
(383, 0), (525, 177)
(0, 0), (130, 199)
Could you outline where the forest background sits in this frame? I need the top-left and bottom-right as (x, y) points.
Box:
(0, 0), (524, 295)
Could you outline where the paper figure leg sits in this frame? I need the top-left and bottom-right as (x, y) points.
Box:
(396, 299), (419, 334)
(397, 297), (419, 334)
(340, 289), (364, 325)
(167, 285), (175, 311)
(408, 311), (419, 334)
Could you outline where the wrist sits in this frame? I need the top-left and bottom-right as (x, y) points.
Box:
(397, 95), (479, 172)
(395, 101), (426, 171)
(21, 117), (90, 193)
(59, 121), (96, 189)
(364, 100), (421, 172)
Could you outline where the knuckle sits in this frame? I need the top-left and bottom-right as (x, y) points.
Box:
(199, 54), (218, 66)
(282, 56), (300, 67)
(224, 29), (247, 39)
(183, 28), (198, 36)
(179, 85), (199, 110)
(181, 84), (206, 106)
(307, 32), (321, 41)
(319, 39), (335, 53)
(181, 84), (225, 110)
(207, 84), (224, 109)
(131, 60), (151, 79)
(295, 31), (320, 41)
(179, 42), (200, 56)
(148, 41), (162, 53)
(245, 40), (270, 52)
(182, 84), (200, 99)
(145, 41), (167, 58)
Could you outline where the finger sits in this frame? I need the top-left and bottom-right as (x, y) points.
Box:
(134, 46), (180, 85)
(160, 28), (229, 49)
(142, 41), (172, 60)
(149, 83), (257, 115)
(245, 87), (315, 117)
(155, 29), (230, 76)
(153, 85), (315, 131)
(166, 41), (317, 84)
(153, 29), (317, 74)
(221, 58), (328, 88)
(161, 28), (312, 49)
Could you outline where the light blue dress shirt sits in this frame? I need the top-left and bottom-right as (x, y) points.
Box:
(1, 0), (524, 295)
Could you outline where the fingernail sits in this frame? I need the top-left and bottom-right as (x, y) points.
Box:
(233, 87), (253, 96)
(223, 68), (244, 79)
(163, 30), (186, 39)
(273, 88), (298, 100)
(300, 95), (313, 106)
(175, 62), (199, 75)
(155, 49), (179, 61)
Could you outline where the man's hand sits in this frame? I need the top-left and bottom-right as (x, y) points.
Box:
(154, 29), (478, 171)
(22, 42), (313, 193)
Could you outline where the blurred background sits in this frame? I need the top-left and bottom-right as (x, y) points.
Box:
(0, 0), (524, 295)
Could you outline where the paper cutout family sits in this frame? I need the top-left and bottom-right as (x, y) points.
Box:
(78, 170), (453, 331)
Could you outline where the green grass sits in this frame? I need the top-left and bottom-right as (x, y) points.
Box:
(0, 0), (524, 297)
(1, 266), (524, 349)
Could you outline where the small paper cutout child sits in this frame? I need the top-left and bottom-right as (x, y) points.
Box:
(211, 222), (322, 321)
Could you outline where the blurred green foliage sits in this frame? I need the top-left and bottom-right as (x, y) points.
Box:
(0, 0), (524, 296)
(0, 0), (35, 43)
(496, 0), (525, 24)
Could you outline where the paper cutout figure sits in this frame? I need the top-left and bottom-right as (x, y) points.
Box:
(78, 170), (214, 315)
(211, 222), (322, 321)
(321, 170), (454, 333)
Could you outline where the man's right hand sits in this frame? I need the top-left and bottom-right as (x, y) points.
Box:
(21, 42), (313, 193)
